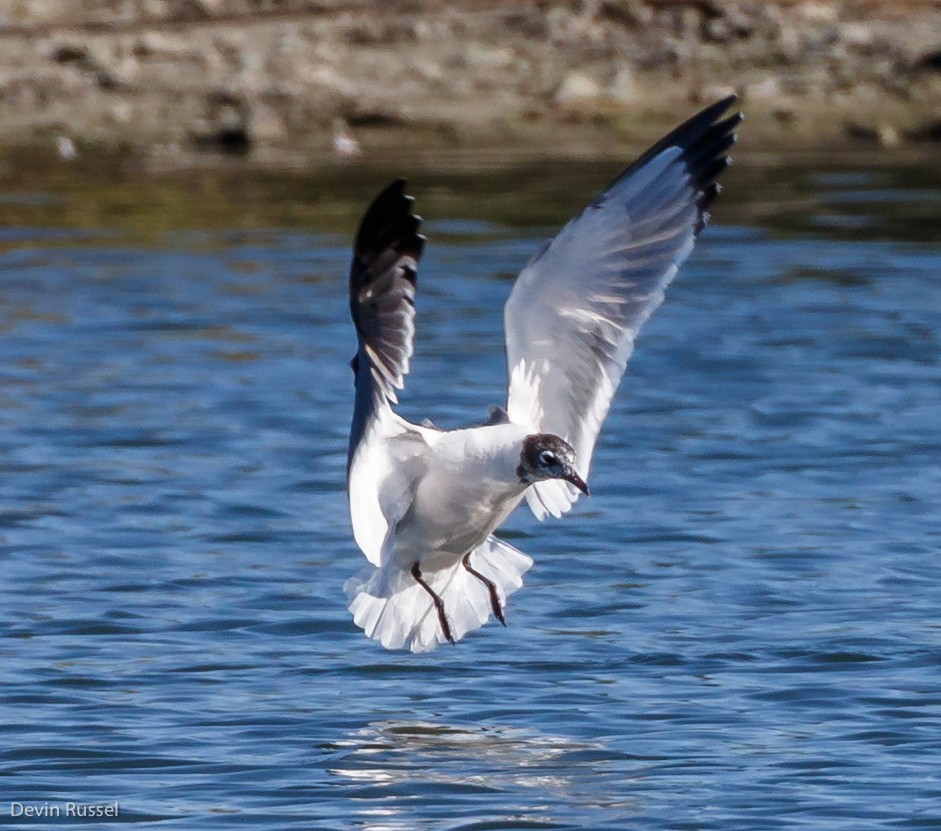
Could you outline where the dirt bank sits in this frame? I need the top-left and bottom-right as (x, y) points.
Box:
(0, 0), (939, 165)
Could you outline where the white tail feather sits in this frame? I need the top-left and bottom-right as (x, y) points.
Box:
(345, 536), (533, 652)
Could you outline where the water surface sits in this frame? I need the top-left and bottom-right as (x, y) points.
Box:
(1, 153), (940, 829)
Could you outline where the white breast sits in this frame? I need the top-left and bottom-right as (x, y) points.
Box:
(391, 423), (529, 568)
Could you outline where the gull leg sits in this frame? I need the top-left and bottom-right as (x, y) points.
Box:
(462, 552), (506, 626)
(411, 562), (455, 645)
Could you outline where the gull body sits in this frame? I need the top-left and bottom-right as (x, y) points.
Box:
(344, 97), (742, 652)
(393, 423), (530, 569)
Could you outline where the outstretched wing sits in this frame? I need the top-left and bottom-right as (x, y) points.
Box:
(349, 178), (425, 416)
(504, 97), (742, 519)
(347, 180), (427, 564)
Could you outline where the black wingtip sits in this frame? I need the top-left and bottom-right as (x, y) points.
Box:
(354, 178), (424, 263)
(606, 97), (742, 210)
(676, 98), (742, 236)
(348, 179), (427, 404)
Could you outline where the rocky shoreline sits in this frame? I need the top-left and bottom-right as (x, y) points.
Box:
(0, 0), (939, 166)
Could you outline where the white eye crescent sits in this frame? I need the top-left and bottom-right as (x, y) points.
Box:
(538, 450), (557, 466)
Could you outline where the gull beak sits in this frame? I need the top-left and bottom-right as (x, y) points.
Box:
(563, 468), (590, 497)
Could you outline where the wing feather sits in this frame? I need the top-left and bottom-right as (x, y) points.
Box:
(347, 180), (427, 563)
(349, 178), (425, 413)
(504, 97), (742, 519)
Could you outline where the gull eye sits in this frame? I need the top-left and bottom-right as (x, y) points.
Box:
(538, 450), (557, 467)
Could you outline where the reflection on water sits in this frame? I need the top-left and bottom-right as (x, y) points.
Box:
(0, 151), (939, 830)
(334, 720), (609, 790)
(331, 721), (619, 830)
(0, 147), (940, 244)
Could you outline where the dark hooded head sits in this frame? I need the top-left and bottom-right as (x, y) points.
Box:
(517, 434), (589, 495)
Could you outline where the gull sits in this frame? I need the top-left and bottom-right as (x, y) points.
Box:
(332, 118), (361, 158)
(344, 96), (742, 652)
(56, 136), (78, 161)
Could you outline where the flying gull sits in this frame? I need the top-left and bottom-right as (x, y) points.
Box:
(344, 96), (742, 652)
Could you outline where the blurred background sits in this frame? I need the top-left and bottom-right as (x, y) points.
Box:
(0, 0), (937, 164)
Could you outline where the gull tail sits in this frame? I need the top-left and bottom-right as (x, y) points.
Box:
(345, 536), (533, 653)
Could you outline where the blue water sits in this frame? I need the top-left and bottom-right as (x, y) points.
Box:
(1, 158), (940, 829)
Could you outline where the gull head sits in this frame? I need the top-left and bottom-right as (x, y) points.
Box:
(517, 434), (589, 496)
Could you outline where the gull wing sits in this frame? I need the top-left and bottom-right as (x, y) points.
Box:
(348, 407), (427, 567)
(349, 178), (425, 414)
(347, 180), (427, 564)
(504, 97), (742, 519)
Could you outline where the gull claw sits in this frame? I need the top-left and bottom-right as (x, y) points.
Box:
(462, 552), (506, 626)
(411, 562), (455, 644)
